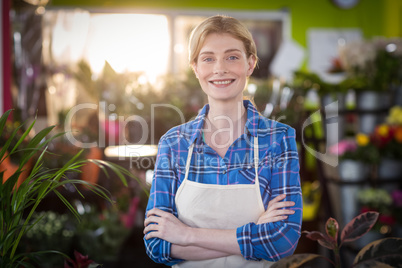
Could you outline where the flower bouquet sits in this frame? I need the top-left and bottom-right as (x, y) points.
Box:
(371, 106), (402, 180)
(330, 133), (378, 181)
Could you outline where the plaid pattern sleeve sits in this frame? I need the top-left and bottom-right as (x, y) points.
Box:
(143, 137), (184, 266)
(236, 126), (302, 261)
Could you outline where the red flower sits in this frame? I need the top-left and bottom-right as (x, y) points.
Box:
(64, 250), (95, 268)
(360, 206), (374, 213)
(379, 214), (396, 226)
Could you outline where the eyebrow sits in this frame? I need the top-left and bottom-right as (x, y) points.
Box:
(199, 48), (243, 56)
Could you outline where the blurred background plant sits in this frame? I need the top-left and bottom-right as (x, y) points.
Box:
(357, 188), (395, 235)
(339, 37), (402, 92)
(330, 133), (379, 164)
(0, 109), (141, 267)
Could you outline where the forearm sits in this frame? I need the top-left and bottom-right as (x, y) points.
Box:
(185, 228), (241, 255)
(171, 244), (230, 260)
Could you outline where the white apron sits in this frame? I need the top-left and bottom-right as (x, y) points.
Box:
(173, 137), (273, 268)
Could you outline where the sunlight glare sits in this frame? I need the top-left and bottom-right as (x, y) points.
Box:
(85, 14), (170, 81)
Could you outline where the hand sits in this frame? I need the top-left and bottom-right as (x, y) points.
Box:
(256, 194), (295, 224)
(144, 208), (191, 246)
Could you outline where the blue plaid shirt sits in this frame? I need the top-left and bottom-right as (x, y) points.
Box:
(144, 100), (302, 265)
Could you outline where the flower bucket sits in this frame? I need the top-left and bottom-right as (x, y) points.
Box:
(356, 91), (389, 111)
(378, 158), (402, 180)
(392, 85), (402, 106)
(338, 160), (370, 226)
(358, 114), (385, 134)
(356, 91), (389, 134)
(338, 160), (370, 181)
(378, 158), (402, 193)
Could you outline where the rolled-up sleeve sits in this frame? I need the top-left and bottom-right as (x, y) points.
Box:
(236, 127), (302, 261)
(143, 137), (184, 266)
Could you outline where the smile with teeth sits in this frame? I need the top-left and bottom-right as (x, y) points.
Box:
(210, 80), (234, 85)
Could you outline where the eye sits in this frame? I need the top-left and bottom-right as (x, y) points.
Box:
(228, 55), (239, 60)
(202, 57), (214, 62)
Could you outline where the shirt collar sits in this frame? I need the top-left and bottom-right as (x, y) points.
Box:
(188, 100), (260, 146)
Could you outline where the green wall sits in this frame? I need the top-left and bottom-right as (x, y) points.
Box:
(49, 0), (386, 47)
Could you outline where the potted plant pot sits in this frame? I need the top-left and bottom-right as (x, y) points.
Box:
(377, 158), (402, 193)
(338, 159), (370, 181)
(356, 91), (389, 134)
(338, 160), (370, 226)
(378, 158), (402, 180)
(356, 91), (390, 111)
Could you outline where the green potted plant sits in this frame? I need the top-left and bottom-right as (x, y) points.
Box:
(271, 211), (402, 268)
(0, 109), (142, 267)
(355, 188), (395, 248)
(339, 38), (401, 110)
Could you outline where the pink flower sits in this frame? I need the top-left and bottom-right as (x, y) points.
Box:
(329, 140), (357, 155)
(392, 190), (402, 207)
(64, 250), (95, 268)
(120, 196), (140, 229)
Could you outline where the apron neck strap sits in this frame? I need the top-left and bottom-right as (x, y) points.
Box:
(184, 143), (195, 182)
(254, 136), (259, 184)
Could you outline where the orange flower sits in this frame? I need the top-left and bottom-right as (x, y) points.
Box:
(356, 133), (370, 146)
(395, 126), (402, 143)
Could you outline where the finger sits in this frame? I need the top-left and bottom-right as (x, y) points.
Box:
(143, 223), (159, 235)
(144, 215), (161, 227)
(267, 201), (296, 212)
(270, 194), (287, 203)
(266, 194), (287, 209)
(270, 209), (295, 216)
(146, 208), (165, 218)
(257, 209), (295, 223)
(271, 201), (296, 210)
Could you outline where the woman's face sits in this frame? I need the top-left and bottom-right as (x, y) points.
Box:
(193, 33), (255, 104)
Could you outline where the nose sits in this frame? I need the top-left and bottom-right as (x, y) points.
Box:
(213, 59), (228, 75)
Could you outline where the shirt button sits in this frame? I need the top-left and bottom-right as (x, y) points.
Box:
(222, 170), (227, 174)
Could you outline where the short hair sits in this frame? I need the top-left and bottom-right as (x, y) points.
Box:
(188, 15), (258, 68)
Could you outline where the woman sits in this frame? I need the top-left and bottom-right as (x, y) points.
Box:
(143, 15), (302, 267)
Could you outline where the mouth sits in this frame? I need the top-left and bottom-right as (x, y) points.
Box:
(209, 79), (235, 86)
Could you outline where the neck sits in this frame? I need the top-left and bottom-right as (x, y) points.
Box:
(206, 99), (246, 131)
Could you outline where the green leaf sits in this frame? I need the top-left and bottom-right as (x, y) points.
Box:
(353, 238), (402, 267)
(325, 217), (339, 242)
(0, 109), (13, 133)
(341, 211), (379, 244)
(271, 254), (326, 268)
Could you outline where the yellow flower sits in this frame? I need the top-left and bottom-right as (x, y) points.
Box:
(386, 106), (402, 125)
(356, 133), (370, 146)
(377, 124), (389, 137)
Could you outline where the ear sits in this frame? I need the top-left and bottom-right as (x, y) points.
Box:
(192, 63), (199, 79)
(247, 55), (256, 77)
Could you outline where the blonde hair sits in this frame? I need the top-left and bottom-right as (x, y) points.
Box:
(189, 15), (258, 68)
